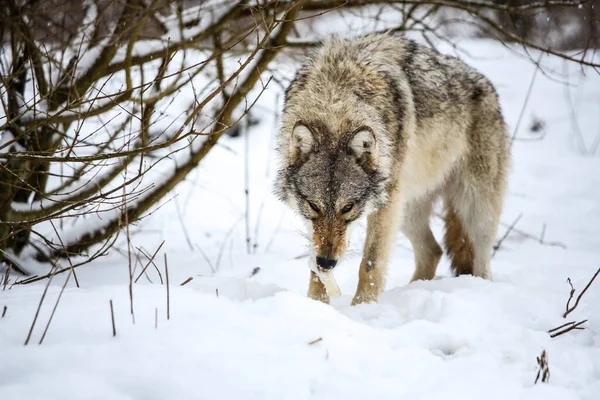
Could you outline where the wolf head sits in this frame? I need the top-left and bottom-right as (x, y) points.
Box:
(275, 121), (389, 270)
(274, 35), (403, 270)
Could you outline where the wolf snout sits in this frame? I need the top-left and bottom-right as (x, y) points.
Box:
(316, 256), (337, 270)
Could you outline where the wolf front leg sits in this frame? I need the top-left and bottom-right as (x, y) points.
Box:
(352, 185), (403, 305)
(308, 270), (329, 303)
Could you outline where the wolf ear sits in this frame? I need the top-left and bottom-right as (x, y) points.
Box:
(347, 128), (377, 167)
(289, 124), (315, 163)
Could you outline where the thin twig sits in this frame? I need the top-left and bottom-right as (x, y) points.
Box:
(437, 211), (567, 250)
(174, 198), (195, 251)
(133, 241), (165, 283)
(253, 94), (280, 253)
(549, 320), (587, 338)
(534, 350), (550, 383)
(308, 337), (323, 345)
(164, 253), (170, 320)
(492, 213), (522, 257)
(215, 216), (243, 271)
(15, 275), (40, 285)
(563, 268), (600, 318)
(47, 219), (80, 288)
(539, 223), (546, 244)
(3, 262), (11, 291)
(137, 247), (165, 285)
(2, 305), (6, 318)
(510, 52), (543, 148)
(180, 277), (193, 286)
(124, 171), (135, 324)
(195, 244), (216, 274)
(548, 320), (577, 334)
(564, 278), (576, 316)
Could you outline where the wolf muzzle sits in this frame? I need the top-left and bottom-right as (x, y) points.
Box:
(316, 256), (337, 270)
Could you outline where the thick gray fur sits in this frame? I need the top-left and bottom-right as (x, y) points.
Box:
(275, 33), (509, 304)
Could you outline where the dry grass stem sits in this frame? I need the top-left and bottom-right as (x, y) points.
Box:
(38, 271), (72, 345)
(308, 337), (323, 345)
(164, 253), (170, 320)
(180, 277), (193, 286)
(110, 299), (116, 337)
(535, 350), (550, 384)
(24, 265), (57, 345)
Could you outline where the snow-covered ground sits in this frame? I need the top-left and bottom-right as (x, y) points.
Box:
(1, 38), (600, 399)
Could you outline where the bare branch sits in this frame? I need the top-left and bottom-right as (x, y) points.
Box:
(563, 268), (600, 318)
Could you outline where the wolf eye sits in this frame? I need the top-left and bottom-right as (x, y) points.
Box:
(308, 201), (320, 213)
(341, 203), (354, 214)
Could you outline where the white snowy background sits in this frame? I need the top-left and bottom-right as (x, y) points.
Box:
(1, 28), (600, 400)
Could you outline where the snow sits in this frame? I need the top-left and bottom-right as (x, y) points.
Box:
(0, 130), (16, 152)
(2, 38), (600, 400)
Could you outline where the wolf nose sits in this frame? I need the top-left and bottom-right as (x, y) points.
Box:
(316, 257), (337, 270)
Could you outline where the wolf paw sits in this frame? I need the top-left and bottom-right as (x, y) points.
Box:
(308, 291), (330, 304)
(351, 291), (379, 306)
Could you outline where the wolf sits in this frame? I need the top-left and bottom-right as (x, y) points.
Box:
(274, 33), (509, 305)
